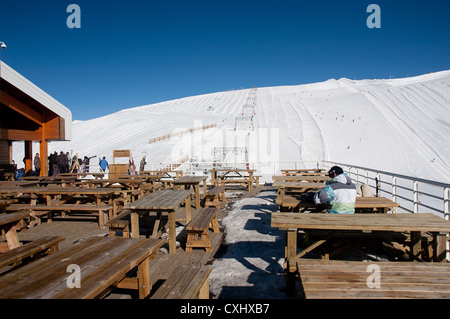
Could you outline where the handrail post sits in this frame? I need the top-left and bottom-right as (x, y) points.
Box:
(445, 187), (450, 261)
(413, 181), (419, 213)
(392, 176), (397, 213)
(375, 173), (381, 197)
(445, 187), (450, 220)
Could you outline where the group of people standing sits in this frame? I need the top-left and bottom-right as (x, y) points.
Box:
(32, 152), (100, 177)
(47, 151), (72, 176)
(32, 151), (146, 177)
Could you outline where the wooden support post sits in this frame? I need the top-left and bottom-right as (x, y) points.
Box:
(168, 212), (176, 254)
(131, 211), (139, 239)
(24, 141), (33, 176)
(39, 139), (48, 176)
(137, 258), (151, 299)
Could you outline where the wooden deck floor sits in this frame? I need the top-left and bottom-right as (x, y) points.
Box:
(12, 187), (258, 299)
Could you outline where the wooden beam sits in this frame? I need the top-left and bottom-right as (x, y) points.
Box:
(40, 139), (48, 176)
(0, 91), (43, 125)
(0, 128), (42, 141)
(24, 141), (32, 176)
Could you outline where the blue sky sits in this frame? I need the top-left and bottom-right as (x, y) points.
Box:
(1, 0), (449, 120)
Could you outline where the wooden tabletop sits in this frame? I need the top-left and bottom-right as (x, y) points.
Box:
(280, 195), (400, 210)
(209, 169), (256, 172)
(296, 259), (450, 299)
(281, 169), (324, 173)
(81, 178), (147, 185)
(273, 181), (325, 189)
(36, 187), (119, 195)
(171, 175), (208, 184)
(354, 197), (400, 208)
(272, 175), (330, 182)
(21, 176), (77, 181)
(0, 181), (40, 188)
(271, 212), (450, 233)
(125, 189), (193, 211)
(60, 173), (105, 178)
(0, 212), (30, 226)
(0, 237), (164, 299)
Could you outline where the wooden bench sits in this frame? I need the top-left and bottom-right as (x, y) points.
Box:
(185, 207), (219, 252)
(0, 236), (65, 274)
(295, 259), (450, 299)
(0, 237), (164, 299)
(105, 210), (131, 238)
(204, 186), (226, 209)
(150, 263), (212, 299)
(13, 204), (113, 229)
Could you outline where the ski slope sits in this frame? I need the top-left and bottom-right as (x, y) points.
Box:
(14, 70), (450, 183)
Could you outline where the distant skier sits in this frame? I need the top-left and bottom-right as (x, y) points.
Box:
(99, 156), (109, 172)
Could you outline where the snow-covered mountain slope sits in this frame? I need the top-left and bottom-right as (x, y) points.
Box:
(14, 70), (450, 182)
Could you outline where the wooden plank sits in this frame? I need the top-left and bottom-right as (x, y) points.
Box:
(297, 259), (450, 299)
(271, 212), (450, 233)
(126, 189), (193, 210)
(178, 266), (212, 299)
(0, 236), (65, 268)
(55, 238), (163, 299)
(272, 175), (330, 182)
(0, 237), (163, 299)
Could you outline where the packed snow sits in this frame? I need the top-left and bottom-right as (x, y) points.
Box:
(13, 70), (450, 183)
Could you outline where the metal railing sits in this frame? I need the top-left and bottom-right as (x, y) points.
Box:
(89, 158), (450, 218)
(321, 161), (450, 219)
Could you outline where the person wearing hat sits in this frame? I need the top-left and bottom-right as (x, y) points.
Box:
(313, 166), (357, 213)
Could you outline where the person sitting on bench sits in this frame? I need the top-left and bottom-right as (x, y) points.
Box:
(313, 166), (357, 214)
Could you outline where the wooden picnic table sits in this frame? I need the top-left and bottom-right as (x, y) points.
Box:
(272, 175), (330, 182)
(141, 170), (182, 180)
(296, 259), (450, 299)
(0, 187), (50, 204)
(20, 176), (78, 187)
(125, 189), (193, 254)
(273, 181), (325, 205)
(271, 212), (450, 271)
(36, 187), (118, 205)
(280, 195), (400, 213)
(281, 169), (327, 176)
(0, 212), (30, 251)
(80, 178), (147, 190)
(210, 169), (258, 191)
(0, 199), (17, 214)
(36, 187), (138, 224)
(281, 168), (325, 173)
(171, 175), (208, 209)
(0, 181), (40, 188)
(0, 236), (164, 299)
(60, 172), (105, 179)
(116, 174), (165, 192)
